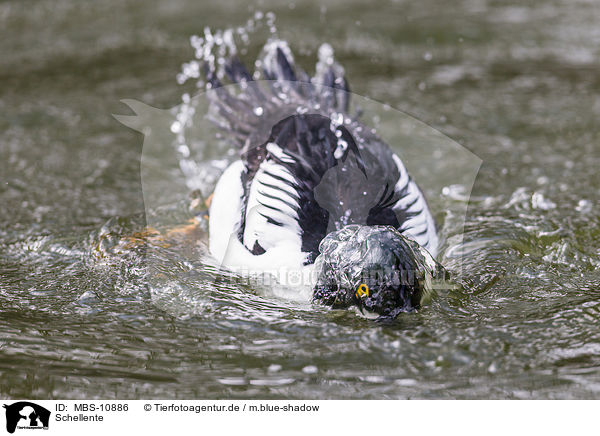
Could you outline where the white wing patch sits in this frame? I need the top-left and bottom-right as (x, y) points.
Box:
(244, 160), (303, 255)
(391, 154), (439, 257)
(209, 159), (308, 272)
(266, 142), (295, 164)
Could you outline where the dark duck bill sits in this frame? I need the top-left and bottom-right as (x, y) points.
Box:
(200, 37), (442, 319)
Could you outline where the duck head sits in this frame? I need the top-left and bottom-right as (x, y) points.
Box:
(312, 225), (440, 320)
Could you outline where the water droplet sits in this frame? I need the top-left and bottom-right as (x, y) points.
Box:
(334, 139), (348, 159)
(302, 365), (318, 374)
(177, 144), (190, 158)
(536, 176), (549, 185)
(253, 106), (263, 116)
(576, 199), (592, 213)
(531, 192), (556, 210)
(170, 121), (181, 133)
(268, 364), (282, 373)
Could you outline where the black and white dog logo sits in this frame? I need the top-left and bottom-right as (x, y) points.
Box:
(3, 402), (50, 434)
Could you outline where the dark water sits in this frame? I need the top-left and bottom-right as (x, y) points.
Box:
(1, 0), (599, 399)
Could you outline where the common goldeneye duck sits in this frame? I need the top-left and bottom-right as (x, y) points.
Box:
(204, 40), (440, 319)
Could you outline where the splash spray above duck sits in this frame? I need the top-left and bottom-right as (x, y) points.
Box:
(187, 26), (443, 319)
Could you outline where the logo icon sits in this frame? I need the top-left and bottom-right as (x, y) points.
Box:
(3, 402), (50, 434)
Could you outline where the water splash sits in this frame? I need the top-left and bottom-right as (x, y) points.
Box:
(170, 13), (361, 197)
(171, 13), (281, 195)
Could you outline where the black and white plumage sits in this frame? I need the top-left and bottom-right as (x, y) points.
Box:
(206, 40), (438, 281)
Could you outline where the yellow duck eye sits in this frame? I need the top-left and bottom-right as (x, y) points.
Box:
(356, 283), (370, 298)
